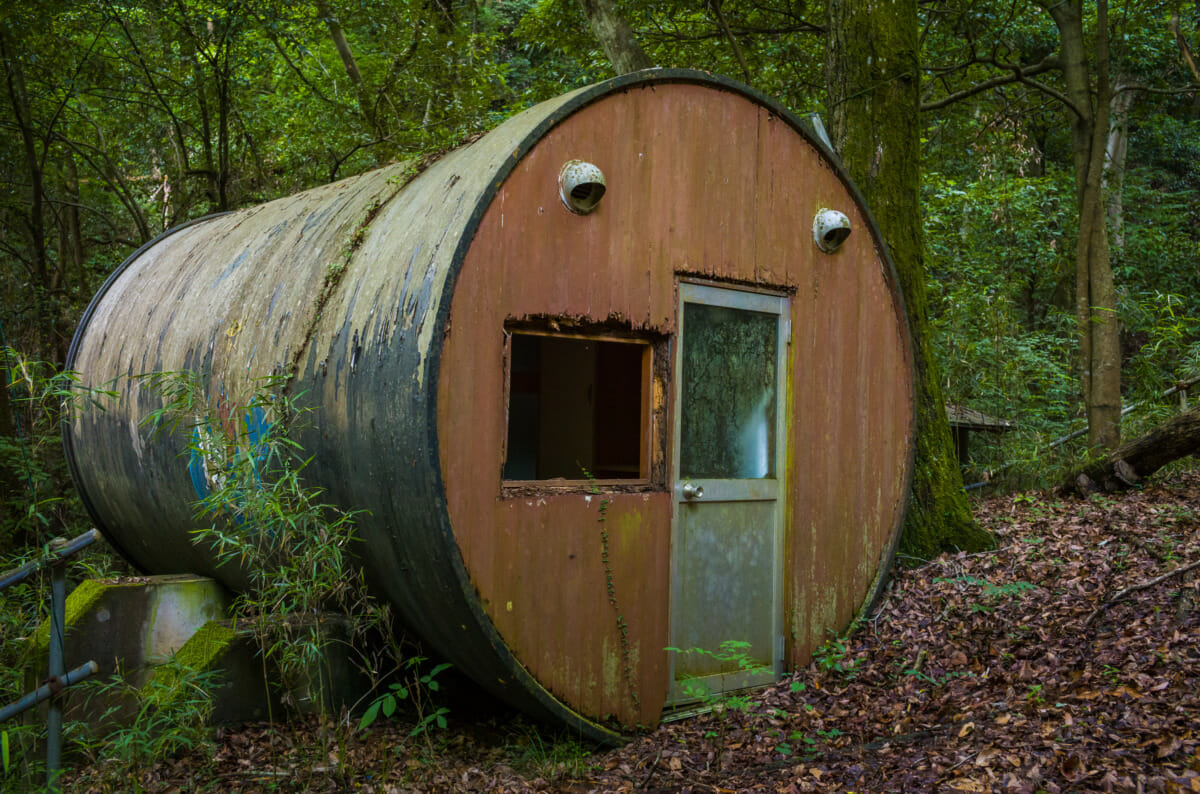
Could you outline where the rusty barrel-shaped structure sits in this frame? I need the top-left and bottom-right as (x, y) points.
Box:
(66, 70), (915, 741)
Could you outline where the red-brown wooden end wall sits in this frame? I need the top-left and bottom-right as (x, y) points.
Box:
(438, 83), (913, 728)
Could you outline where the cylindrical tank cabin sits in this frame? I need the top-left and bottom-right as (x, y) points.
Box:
(66, 70), (915, 742)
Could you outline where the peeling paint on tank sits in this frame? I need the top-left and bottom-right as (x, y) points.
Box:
(209, 249), (250, 288)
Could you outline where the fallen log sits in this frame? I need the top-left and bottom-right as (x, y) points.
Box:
(1066, 403), (1200, 494)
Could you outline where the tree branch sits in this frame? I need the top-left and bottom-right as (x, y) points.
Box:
(1117, 83), (1200, 96)
(920, 54), (1077, 114)
(1170, 14), (1200, 84)
(707, 0), (752, 82)
(1085, 558), (1200, 628)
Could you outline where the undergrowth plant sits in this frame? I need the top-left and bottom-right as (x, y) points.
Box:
(665, 640), (773, 772)
(0, 349), (115, 556)
(0, 351), (124, 790)
(666, 639), (771, 709)
(143, 371), (378, 714)
(143, 370), (450, 771)
(358, 655), (451, 750)
(74, 656), (220, 782)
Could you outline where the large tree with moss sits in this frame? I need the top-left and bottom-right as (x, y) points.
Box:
(825, 0), (992, 557)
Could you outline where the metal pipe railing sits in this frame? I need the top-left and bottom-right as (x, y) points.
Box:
(0, 661), (99, 723)
(0, 528), (103, 791)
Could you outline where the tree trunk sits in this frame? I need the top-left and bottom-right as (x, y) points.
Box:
(826, 0), (991, 558)
(1105, 84), (1134, 253)
(1067, 403), (1200, 493)
(192, 43), (221, 212)
(0, 352), (15, 507)
(1046, 0), (1121, 451)
(575, 0), (654, 75)
(58, 153), (86, 298)
(1, 32), (55, 361)
(216, 38), (232, 211)
(314, 0), (382, 134)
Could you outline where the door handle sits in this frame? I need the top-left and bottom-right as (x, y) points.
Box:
(681, 482), (704, 501)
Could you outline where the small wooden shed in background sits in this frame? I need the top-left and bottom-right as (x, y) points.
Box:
(65, 70), (916, 742)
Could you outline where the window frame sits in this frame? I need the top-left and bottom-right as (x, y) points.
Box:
(500, 321), (667, 495)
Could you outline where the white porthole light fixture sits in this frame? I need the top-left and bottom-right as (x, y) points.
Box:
(559, 160), (606, 214)
(813, 209), (852, 253)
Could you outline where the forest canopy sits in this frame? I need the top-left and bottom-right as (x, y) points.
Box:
(2, 0), (1199, 537)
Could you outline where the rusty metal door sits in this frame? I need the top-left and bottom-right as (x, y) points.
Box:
(668, 282), (788, 704)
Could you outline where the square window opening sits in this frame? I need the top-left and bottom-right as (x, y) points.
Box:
(503, 331), (649, 482)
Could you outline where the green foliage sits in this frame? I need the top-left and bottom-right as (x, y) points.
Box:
(934, 575), (1037, 613)
(924, 169), (1077, 451)
(502, 720), (600, 780)
(142, 368), (454, 774)
(512, 0), (826, 111)
(1131, 114), (1200, 193)
(923, 147), (1200, 486)
(666, 640), (770, 708)
(357, 657), (451, 741)
(143, 371), (379, 711)
(811, 635), (860, 679)
(0, 573), (49, 788)
(0, 350), (114, 556)
(76, 657), (220, 777)
(775, 726), (843, 759)
(0, 353), (128, 788)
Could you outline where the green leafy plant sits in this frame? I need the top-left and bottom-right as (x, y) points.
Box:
(143, 371), (378, 713)
(666, 639), (772, 707)
(776, 726), (843, 759)
(812, 635), (860, 678)
(934, 575), (1037, 613)
(358, 656), (452, 742)
(0, 349), (116, 556)
(141, 370), (456, 780)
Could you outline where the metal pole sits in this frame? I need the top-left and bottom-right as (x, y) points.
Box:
(46, 537), (67, 793)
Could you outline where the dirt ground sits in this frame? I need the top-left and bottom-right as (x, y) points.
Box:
(67, 470), (1200, 793)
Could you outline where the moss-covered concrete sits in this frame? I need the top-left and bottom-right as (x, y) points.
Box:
(28, 578), (107, 658)
(27, 574), (233, 684)
(26, 576), (369, 726)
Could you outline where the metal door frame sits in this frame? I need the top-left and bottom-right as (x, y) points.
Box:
(666, 280), (789, 705)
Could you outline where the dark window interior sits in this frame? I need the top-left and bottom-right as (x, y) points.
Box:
(504, 333), (646, 481)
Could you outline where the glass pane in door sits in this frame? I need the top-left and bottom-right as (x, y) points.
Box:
(679, 303), (778, 480)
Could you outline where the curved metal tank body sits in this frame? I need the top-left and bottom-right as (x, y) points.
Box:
(66, 70), (916, 742)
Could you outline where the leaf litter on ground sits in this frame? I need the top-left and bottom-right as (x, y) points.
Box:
(65, 470), (1200, 792)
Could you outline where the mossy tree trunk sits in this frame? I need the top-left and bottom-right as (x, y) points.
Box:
(576, 0), (654, 75)
(825, 0), (992, 558)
